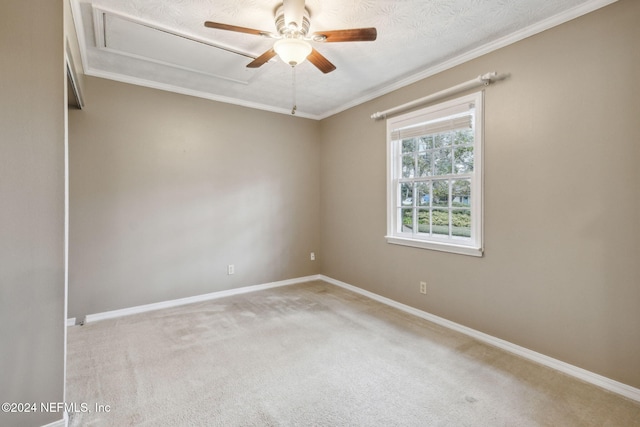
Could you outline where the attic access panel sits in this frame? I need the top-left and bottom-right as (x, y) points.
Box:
(93, 7), (261, 85)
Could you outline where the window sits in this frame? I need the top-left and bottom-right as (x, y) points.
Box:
(386, 92), (483, 256)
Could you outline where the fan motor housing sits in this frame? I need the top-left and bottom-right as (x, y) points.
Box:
(274, 5), (311, 36)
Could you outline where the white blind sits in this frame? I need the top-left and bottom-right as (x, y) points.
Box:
(391, 114), (472, 140)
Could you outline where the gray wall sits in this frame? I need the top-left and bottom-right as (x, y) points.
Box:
(0, 1), (66, 427)
(320, 0), (640, 389)
(68, 77), (321, 319)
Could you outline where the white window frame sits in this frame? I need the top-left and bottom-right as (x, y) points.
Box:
(385, 91), (483, 257)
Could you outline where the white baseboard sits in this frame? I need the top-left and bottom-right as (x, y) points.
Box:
(84, 275), (321, 323)
(320, 274), (640, 403)
(66, 317), (76, 327)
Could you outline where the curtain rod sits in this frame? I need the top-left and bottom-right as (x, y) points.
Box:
(370, 72), (499, 121)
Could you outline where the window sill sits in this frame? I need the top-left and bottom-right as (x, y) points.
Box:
(385, 235), (483, 257)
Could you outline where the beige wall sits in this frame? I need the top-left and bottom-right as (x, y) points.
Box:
(67, 0), (638, 392)
(68, 77), (321, 319)
(0, 1), (66, 426)
(320, 0), (640, 388)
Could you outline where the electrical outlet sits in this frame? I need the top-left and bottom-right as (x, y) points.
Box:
(227, 264), (235, 275)
(420, 281), (427, 294)
(310, 252), (316, 261)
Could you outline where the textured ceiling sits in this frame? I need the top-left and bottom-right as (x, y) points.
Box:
(70, 0), (615, 119)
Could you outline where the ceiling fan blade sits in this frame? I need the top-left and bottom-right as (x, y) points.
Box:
(204, 21), (271, 37)
(313, 28), (377, 42)
(307, 48), (336, 74)
(283, 0), (305, 29)
(246, 48), (277, 68)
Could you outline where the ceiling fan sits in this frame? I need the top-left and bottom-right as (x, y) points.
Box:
(204, 0), (377, 74)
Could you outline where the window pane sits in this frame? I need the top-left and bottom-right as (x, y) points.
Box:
(419, 136), (434, 151)
(402, 139), (416, 154)
(454, 146), (474, 174)
(432, 180), (449, 207)
(433, 149), (452, 175)
(417, 152), (432, 177)
(417, 209), (430, 234)
(400, 208), (413, 232)
(452, 209), (471, 238)
(452, 180), (471, 207)
(402, 154), (415, 178)
(434, 133), (453, 148)
(454, 129), (473, 145)
(432, 209), (450, 236)
(400, 182), (413, 206)
(417, 182), (430, 206)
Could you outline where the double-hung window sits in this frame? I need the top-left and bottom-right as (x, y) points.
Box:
(386, 92), (483, 256)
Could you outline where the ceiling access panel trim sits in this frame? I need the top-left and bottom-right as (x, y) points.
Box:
(91, 6), (263, 86)
(70, 2), (318, 118)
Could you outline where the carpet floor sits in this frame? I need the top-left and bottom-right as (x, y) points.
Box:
(66, 281), (640, 426)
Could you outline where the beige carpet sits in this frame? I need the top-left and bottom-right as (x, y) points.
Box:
(66, 281), (640, 426)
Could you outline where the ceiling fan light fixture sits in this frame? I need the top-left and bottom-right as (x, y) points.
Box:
(274, 38), (312, 67)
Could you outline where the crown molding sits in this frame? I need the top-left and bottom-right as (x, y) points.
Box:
(317, 0), (619, 120)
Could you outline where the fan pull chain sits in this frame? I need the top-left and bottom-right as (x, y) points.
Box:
(291, 66), (297, 115)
